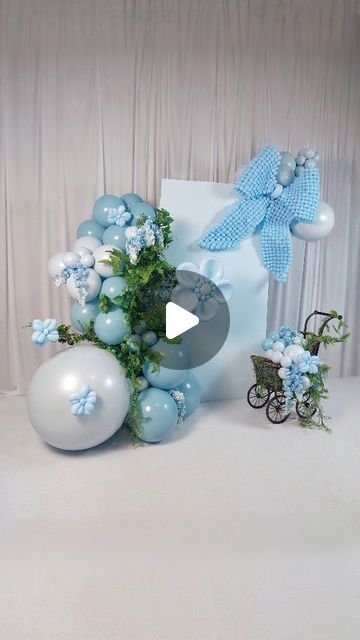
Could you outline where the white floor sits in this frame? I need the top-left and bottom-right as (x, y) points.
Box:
(1, 377), (360, 640)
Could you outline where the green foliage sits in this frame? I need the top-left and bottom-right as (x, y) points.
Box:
(303, 310), (350, 353)
(298, 364), (331, 431)
(98, 293), (114, 314)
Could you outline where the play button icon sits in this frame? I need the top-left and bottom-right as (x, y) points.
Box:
(165, 302), (199, 340)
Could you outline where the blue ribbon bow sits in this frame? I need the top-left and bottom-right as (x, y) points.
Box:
(199, 146), (320, 282)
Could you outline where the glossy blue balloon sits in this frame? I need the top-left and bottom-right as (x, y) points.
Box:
(137, 388), (178, 443)
(103, 225), (127, 251)
(143, 362), (187, 390)
(94, 309), (129, 345)
(121, 193), (143, 208)
(93, 195), (124, 228)
(176, 372), (202, 417)
(261, 338), (274, 351)
(268, 331), (279, 341)
(100, 276), (126, 302)
(77, 219), (105, 241)
(70, 298), (100, 333)
(276, 163), (294, 187)
(143, 339), (190, 389)
(129, 202), (156, 221)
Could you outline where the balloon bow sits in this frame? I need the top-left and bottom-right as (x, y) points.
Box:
(199, 145), (320, 282)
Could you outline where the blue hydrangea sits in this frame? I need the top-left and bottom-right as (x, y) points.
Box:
(282, 363), (308, 407)
(295, 351), (320, 374)
(126, 218), (164, 264)
(107, 205), (132, 226)
(54, 263), (89, 305)
(32, 318), (59, 346)
(69, 385), (97, 416)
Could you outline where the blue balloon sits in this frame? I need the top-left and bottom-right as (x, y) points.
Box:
(93, 195), (124, 227)
(70, 298), (100, 332)
(176, 372), (202, 417)
(121, 193), (143, 208)
(268, 331), (279, 341)
(143, 339), (190, 389)
(142, 330), (157, 346)
(100, 276), (126, 302)
(137, 388), (178, 443)
(129, 202), (156, 221)
(76, 219), (105, 241)
(94, 309), (129, 345)
(280, 151), (296, 171)
(143, 362), (187, 390)
(103, 225), (127, 251)
(261, 338), (274, 351)
(276, 163), (294, 187)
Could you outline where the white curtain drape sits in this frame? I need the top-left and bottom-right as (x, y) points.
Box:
(0, 0), (359, 394)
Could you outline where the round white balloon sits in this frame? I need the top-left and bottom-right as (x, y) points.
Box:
(265, 349), (274, 359)
(273, 341), (285, 353)
(66, 268), (101, 302)
(80, 254), (95, 267)
(291, 201), (335, 242)
(271, 351), (282, 364)
(48, 252), (66, 279)
(280, 355), (292, 368)
(93, 244), (119, 278)
(302, 375), (311, 390)
(63, 251), (80, 267)
(283, 344), (305, 361)
(73, 236), (102, 254)
(75, 246), (92, 258)
(27, 346), (130, 450)
(278, 367), (287, 379)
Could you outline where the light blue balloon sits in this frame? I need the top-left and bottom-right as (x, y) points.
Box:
(137, 388), (178, 443)
(77, 219), (105, 241)
(94, 309), (129, 345)
(143, 362), (187, 390)
(261, 338), (274, 351)
(142, 330), (157, 346)
(70, 298), (100, 333)
(100, 276), (126, 302)
(93, 195), (124, 227)
(142, 339), (190, 389)
(280, 151), (296, 171)
(129, 202), (156, 221)
(176, 372), (202, 417)
(276, 163), (294, 187)
(121, 193), (143, 208)
(268, 331), (279, 341)
(103, 225), (127, 251)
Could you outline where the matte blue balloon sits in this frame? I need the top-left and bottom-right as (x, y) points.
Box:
(94, 309), (129, 345)
(121, 193), (143, 208)
(70, 298), (100, 333)
(280, 151), (296, 171)
(102, 225), (127, 251)
(142, 330), (157, 346)
(261, 338), (274, 351)
(143, 361), (187, 390)
(76, 219), (105, 241)
(100, 276), (126, 302)
(176, 372), (202, 417)
(142, 339), (190, 389)
(276, 163), (294, 187)
(129, 202), (156, 221)
(93, 195), (124, 227)
(137, 388), (178, 443)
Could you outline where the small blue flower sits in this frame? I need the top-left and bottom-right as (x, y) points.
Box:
(125, 218), (164, 264)
(107, 205), (132, 227)
(32, 318), (59, 346)
(69, 385), (97, 416)
(278, 326), (301, 347)
(295, 351), (320, 375)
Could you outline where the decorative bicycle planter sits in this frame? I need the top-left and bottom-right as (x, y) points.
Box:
(247, 311), (342, 424)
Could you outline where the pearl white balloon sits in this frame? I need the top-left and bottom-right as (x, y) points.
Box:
(283, 344), (305, 361)
(302, 375), (311, 390)
(265, 349), (274, 359)
(280, 355), (292, 368)
(278, 367), (287, 379)
(271, 351), (282, 364)
(63, 252), (80, 267)
(27, 346), (130, 450)
(75, 246), (92, 258)
(273, 341), (285, 353)
(80, 254), (95, 268)
(48, 252), (66, 279)
(66, 268), (101, 302)
(125, 226), (138, 240)
(291, 201), (335, 242)
(93, 244), (119, 278)
(73, 236), (102, 254)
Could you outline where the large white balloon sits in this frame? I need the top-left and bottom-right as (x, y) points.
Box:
(48, 252), (66, 279)
(291, 201), (335, 242)
(73, 236), (102, 254)
(66, 268), (101, 302)
(271, 351), (282, 364)
(27, 346), (130, 450)
(93, 244), (119, 278)
(283, 344), (304, 361)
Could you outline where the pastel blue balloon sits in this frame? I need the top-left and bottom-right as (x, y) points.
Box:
(129, 202), (156, 221)
(70, 298), (100, 333)
(268, 331), (279, 341)
(100, 276), (126, 302)
(176, 372), (202, 417)
(142, 339), (190, 389)
(137, 388), (178, 443)
(142, 330), (157, 346)
(102, 225), (127, 250)
(94, 309), (129, 345)
(143, 362), (187, 390)
(261, 338), (273, 351)
(93, 195), (124, 227)
(77, 219), (105, 241)
(276, 164), (294, 187)
(280, 151), (296, 171)
(121, 193), (143, 208)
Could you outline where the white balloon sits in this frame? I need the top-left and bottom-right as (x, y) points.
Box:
(66, 268), (101, 302)
(273, 341), (285, 353)
(93, 244), (119, 278)
(280, 355), (292, 368)
(27, 346), (130, 451)
(125, 226), (138, 240)
(278, 367), (287, 379)
(48, 252), (66, 279)
(265, 349), (274, 359)
(73, 236), (102, 254)
(271, 351), (282, 364)
(80, 254), (95, 267)
(291, 201), (335, 242)
(302, 375), (311, 390)
(75, 246), (92, 258)
(283, 344), (305, 361)
(63, 251), (80, 267)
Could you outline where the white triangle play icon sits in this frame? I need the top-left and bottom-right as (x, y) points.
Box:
(165, 302), (199, 340)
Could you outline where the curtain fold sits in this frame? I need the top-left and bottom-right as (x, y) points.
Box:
(0, 0), (359, 393)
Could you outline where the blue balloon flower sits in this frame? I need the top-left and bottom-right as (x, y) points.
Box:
(107, 205), (132, 227)
(295, 351), (320, 374)
(31, 318), (59, 346)
(69, 384), (97, 416)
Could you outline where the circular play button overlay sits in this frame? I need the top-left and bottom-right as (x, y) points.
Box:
(160, 267), (230, 370)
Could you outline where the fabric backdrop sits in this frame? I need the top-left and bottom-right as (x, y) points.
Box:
(0, 0), (359, 394)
